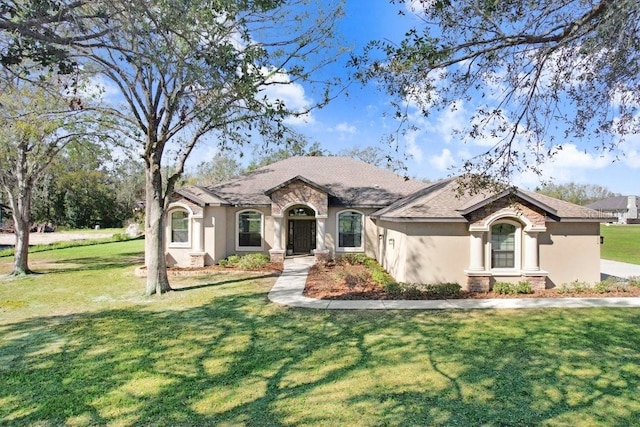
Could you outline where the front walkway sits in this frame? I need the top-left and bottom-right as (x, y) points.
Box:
(268, 257), (640, 310)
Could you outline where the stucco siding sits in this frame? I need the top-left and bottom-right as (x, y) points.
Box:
(403, 222), (469, 285)
(203, 206), (227, 264)
(377, 220), (408, 282)
(540, 222), (601, 286)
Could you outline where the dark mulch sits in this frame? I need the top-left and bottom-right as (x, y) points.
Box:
(304, 263), (640, 300)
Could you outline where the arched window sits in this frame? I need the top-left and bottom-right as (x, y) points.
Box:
(337, 210), (364, 251)
(490, 221), (521, 270)
(237, 210), (263, 250)
(169, 210), (190, 246)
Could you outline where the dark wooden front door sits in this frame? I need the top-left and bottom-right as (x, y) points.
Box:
(289, 220), (316, 254)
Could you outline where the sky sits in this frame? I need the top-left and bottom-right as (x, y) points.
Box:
(96, 1), (638, 196)
(193, 0), (639, 196)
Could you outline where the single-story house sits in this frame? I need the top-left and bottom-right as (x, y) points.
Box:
(166, 156), (602, 291)
(585, 195), (639, 224)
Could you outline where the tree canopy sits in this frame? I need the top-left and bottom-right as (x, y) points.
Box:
(354, 0), (640, 189)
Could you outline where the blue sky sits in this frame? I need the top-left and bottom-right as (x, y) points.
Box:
(201, 0), (638, 196)
(93, 0), (637, 195)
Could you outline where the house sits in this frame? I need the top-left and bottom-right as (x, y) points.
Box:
(585, 195), (639, 224)
(166, 156), (602, 291)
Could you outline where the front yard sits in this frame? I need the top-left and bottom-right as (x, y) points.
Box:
(601, 224), (640, 265)
(2, 241), (640, 425)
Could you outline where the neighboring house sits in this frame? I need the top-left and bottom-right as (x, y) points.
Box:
(167, 156), (602, 291)
(585, 195), (639, 224)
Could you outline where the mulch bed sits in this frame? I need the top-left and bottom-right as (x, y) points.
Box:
(304, 263), (640, 300)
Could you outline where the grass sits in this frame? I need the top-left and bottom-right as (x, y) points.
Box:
(0, 232), (139, 258)
(2, 241), (640, 425)
(601, 224), (640, 265)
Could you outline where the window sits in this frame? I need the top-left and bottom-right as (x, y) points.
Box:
(170, 210), (189, 245)
(491, 222), (516, 269)
(237, 211), (263, 249)
(338, 211), (363, 250)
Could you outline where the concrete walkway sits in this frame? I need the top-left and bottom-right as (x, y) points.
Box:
(268, 257), (640, 310)
(601, 259), (640, 279)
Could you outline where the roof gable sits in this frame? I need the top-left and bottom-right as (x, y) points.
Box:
(372, 178), (602, 222)
(264, 175), (335, 197)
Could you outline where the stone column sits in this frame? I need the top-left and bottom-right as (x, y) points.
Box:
(523, 230), (539, 271)
(468, 231), (485, 271)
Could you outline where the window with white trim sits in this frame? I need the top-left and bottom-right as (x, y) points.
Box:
(490, 221), (521, 270)
(170, 210), (189, 245)
(337, 210), (364, 250)
(237, 210), (263, 249)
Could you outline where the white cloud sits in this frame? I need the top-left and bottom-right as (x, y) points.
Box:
(335, 122), (357, 134)
(429, 148), (455, 171)
(404, 129), (424, 163)
(259, 67), (315, 125)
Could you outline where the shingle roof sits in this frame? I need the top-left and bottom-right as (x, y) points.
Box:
(175, 185), (230, 206)
(200, 156), (427, 207)
(585, 196), (639, 211)
(372, 178), (602, 222)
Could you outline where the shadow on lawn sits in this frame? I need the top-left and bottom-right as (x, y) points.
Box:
(2, 296), (640, 425)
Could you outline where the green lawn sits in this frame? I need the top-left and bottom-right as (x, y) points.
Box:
(601, 224), (640, 265)
(2, 241), (640, 425)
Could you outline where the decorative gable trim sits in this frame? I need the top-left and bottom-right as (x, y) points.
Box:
(264, 175), (335, 197)
(458, 190), (559, 219)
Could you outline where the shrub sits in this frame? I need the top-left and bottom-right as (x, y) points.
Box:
(401, 283), (423, 299)
(423, 282), (461, 298)
(218, 254), (240, 268)
(628, 276), (640, 287)
(343, 270), (370, 288)
(493, 281), (532, 295)
(493, 282), (512, 295)
(383, 282), (403, 297)
(337, 253), (369, 265)
(236, 253), (270, 269)
(371, 268), (394, 286)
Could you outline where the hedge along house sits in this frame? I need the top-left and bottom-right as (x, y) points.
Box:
(166, 156), (603, 291)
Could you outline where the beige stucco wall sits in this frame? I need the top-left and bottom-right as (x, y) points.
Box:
(375, 218), (601, 287)
(539, 222), (601, 286)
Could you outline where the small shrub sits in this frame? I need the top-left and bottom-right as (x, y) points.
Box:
(594, 279), (612, 293)
(218, 254), (241, 268)
(493, 281), (532, 295)
(338, 253), (369, 265)
(400, 283), (423, 299)
(370, 268), (394, 286)
(236, 253), (270, 269)
(628, 276), (640, 287)
(513, 281), (533, 294)
(383, 282), (403, 297)
(493, 282), (512, 295)
(423, 282), (461, 298)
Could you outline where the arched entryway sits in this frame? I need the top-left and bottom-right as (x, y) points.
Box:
(286, 206), (316, 255)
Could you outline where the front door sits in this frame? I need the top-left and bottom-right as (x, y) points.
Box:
(289, 220), (316, 254)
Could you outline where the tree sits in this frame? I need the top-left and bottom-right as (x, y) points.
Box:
(76, 0), (342, 295)
(537, 182), (617, 205)
(355, 1), (640, 190)
(1, 0), (110, 71)
(0, 71), (100, 275)
(190, 152), (242, 186)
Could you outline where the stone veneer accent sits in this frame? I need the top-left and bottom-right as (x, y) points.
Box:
(525, 275), (547, 291)
(189, 253), (205, 268)
(269, 250), (285, 263)
(467, 276), (491, 292)
(467, 197), (546, 228)
(269, 180), (328, 216)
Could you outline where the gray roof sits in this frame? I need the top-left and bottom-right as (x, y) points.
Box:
(585, 196), (639, 211)
(372, 178), (602, 222)
(199, 156), (427, 207)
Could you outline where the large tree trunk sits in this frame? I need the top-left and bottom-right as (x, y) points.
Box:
(144, 159), (171, 295)
(12, 209), (31, 275)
